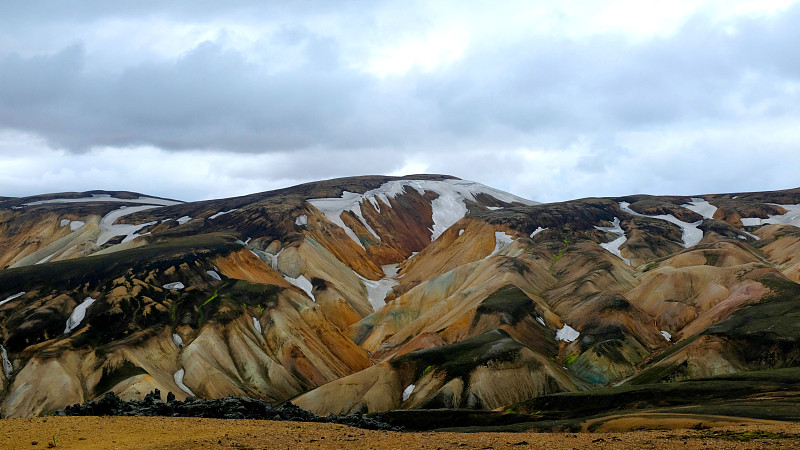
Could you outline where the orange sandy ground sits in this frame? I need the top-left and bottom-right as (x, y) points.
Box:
(2, 416), (800, 449)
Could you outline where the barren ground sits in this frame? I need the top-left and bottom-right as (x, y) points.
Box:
(2, 416), (800, 449)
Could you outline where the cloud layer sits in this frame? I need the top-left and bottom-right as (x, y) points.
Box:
(1, 1), (799, 202)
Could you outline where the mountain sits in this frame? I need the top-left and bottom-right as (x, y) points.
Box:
(1, 175), (799, 421)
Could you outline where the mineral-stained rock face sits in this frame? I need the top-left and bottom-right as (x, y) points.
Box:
(1, 177), (800, 418)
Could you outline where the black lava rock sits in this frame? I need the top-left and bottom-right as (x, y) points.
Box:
(55, 391), (401, 431)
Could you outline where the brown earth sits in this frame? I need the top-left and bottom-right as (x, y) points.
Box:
(2, 416), (800, 449)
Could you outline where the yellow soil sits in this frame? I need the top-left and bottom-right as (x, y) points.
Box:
(3, 416), (800, 450)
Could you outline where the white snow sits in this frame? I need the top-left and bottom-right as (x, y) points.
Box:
(172, 333), (185, 347)
(740, 230), (761, 241)
(284, 275), (315, 301)
(0, 292), (25, 307)
(661, 330), (672, 341)
(97, 205), (160, 246)
(358, 264), (400, 310)
(486, 206), (503, 210)
(163, 282), (185, 290)
(176, 216), (192, 225)
(487, 232), (514, 258)
(402, 384), (416, 401)
(209, 209), (237, 219)
(530, 226), (548, 238)
(1, 344), (11, 379)
(682, 198), (717, 220)
(732, 196), (739, 199)
(206, 270), (221, 281)
(619, 202), (703, 248)
(556, 324), (580, 343)
(594, 217), (631, 265)
(271, 248), (283, 270)
(740, 203), (800, 228)
(252, 316), (262, 334)
(306, 191), (377, 249)
(295, 214), (308, 226)
(536, 317), (546, 327)
(35, 252), (58, 265)
(59, 219), (85, 231)
(458, 229), (465, 236)
(23, 194), (181, 207)
(64, 297), (96, 334)
(307, 179), (536, 246)
(173, 368), (195, 396)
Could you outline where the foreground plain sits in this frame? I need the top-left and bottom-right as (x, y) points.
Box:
(3, 416), (800, 449)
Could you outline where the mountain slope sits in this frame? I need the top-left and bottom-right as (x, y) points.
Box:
(1, 176), (800, 419)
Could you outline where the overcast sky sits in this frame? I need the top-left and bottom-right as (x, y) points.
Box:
(1, 0), (799, 203)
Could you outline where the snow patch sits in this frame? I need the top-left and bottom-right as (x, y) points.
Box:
(0, 292), (25, 307)
(402, 384), (416, 401)
(174, 368), (195, 396)
(69, 220), (85, 231)
(209, 209), (237, 219)
(530, 226), (548, 238)
(487, 231), (514, 258)
(683, 198), (717, 220)
(24, 195), (181, 207)
(284, 275), (315, 301)
(556, 324), (579, 343)
(661, 330), (672, 341)
(358, 264), (399, 310)
(206, 270), (221, 281)
(619, 202), (703, 248)
(35, 251), (58, 265)
(740, 230), (761, 241)
(295, 214), (308, 226)
(486, 206), (503, 210)
(176, 216), (192, 225)
(1, 345), (12, 379)
(594, 217), (631, 265)
(458, 229), (465, 236)
(163, 282), (185, 290)
(740, 203), (800, 228)
(172, 333), (185, 347)
(252, 316), (262, 334)
(536, 316), (546, 327)
(60, 219), (71, 227)
(65, 297), (96, 334)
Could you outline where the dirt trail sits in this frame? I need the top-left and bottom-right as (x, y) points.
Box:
(3, 416), (800, 449)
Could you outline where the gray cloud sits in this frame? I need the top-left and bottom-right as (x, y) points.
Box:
(0, 1), (799, 201)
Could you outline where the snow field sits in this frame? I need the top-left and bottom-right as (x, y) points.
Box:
(308, 179), (537, 247)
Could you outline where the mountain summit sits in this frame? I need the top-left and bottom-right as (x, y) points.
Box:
(1, 176), (799, 420)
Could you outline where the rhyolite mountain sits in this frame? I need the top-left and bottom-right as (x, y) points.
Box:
(1, 174), (800, 421)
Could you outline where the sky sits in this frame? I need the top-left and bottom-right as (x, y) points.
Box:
(1, 0), (799, 203)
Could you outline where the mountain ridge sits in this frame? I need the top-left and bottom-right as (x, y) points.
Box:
(1, 175), (800, 421)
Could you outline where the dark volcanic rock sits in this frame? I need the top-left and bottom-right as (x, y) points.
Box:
(55, 390), (401, 431)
